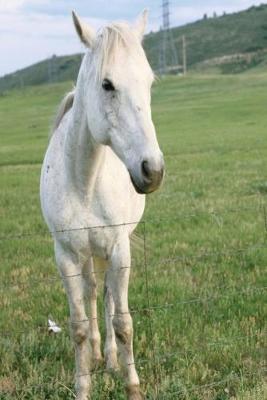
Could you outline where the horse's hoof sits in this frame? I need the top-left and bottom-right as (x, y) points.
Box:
(126, 385), (144, 400)
(76, 394), (90, 400)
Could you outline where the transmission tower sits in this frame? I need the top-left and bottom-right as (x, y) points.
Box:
(48, 55), (58, 83)
(162, 0), (170, 29)
(159, 0), (179, 75)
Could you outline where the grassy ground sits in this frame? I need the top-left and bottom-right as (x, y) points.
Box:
(0, 73), (266, 399)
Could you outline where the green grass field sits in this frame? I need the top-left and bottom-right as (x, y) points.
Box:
(0, 73), (267, 399)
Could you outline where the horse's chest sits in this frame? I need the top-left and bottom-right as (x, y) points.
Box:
(55, 197), (117, 259)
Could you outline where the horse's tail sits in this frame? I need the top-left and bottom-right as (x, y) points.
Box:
(52, 89), (75, 134)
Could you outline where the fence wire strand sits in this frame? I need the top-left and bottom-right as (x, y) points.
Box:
(1, 242), (267, 291)
(0, 203), (265, 242)
(0, 285), (266, 338)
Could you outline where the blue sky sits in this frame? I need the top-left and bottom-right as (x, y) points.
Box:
(0, 0), (265, 76)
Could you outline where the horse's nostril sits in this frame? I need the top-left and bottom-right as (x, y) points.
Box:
(141, 161), (151, 180)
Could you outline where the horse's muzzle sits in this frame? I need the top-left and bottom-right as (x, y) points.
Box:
(129, 159), (165, 195)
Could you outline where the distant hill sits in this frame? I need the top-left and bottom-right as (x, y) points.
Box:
(1, 4), (267, 91)
(145, 3), (267, 72)
(0, 54), (82, 92)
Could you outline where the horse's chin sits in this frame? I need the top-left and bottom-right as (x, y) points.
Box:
(129, 173), (159, 195)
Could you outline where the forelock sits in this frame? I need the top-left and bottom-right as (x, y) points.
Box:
(93, 22), (145, 81)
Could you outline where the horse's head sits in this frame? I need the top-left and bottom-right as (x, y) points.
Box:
(72, 10), (164, 194)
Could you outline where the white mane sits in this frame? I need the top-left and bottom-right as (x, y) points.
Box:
(53, 89), (75, 132)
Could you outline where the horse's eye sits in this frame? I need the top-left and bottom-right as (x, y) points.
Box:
(102, 79), (115, 92)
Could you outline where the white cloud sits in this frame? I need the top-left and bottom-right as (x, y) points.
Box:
(0, 0), (25, 12)
(0, 10), (107, 76)
(0, 0), (48, 13)
(1, 1), (267, 76)
(172, 1), (265, 26)
(0, 12), (106, 39)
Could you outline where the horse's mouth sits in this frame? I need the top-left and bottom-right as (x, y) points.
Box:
(129, 173), (146, 194)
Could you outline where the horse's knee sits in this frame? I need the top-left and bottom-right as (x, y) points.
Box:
(113, 314), (133, 345)
(71, 321), (90, 345)
(89, 335), (102, 358)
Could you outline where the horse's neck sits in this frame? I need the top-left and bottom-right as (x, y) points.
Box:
(64, 55), (105, 199)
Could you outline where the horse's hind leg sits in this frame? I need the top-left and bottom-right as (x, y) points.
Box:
(55, 244), (91, 400)
(83, 256), (102, 368)
(104, 275), (119, 371)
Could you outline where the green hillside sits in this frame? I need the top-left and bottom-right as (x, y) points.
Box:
(145, 3), (267, 71)
(1, 4), (267, 91)
(0, 54), (82, 93)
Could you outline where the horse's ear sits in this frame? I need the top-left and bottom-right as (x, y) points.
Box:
(72, 11), (96, 48)
(134, 9), (148, 41)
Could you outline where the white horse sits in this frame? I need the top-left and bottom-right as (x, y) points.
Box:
(40, 10), (164, 400)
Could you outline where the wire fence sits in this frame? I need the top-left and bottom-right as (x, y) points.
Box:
(0, 202), (266, 242)
(0, 284), (266, 336)
(1, 241), (267, 290)
(1, 204), (267, 398)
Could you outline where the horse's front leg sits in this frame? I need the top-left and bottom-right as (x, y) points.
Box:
(56, 244), (91, 400)
(83, 256), (102, 369)
(107, 237), (143, 400)
(104, 275), (119, 371)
